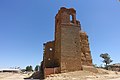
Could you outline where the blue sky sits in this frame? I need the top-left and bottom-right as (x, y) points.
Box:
(0, 0), (120, 69)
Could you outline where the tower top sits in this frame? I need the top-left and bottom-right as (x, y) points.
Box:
(58, 7), (76, 14)
(55, 7), (80, 26)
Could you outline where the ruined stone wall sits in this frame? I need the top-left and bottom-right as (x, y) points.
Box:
(43, 7), (93, 76)
(43, 41), (55, 68)
(55, 7), (82, 72)
(80, 32), (92, 66)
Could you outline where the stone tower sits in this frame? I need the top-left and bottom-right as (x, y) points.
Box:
(42, 7), (93, 77)
(54, 7), (82, 72)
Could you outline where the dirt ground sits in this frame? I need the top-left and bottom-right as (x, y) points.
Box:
(1, 69), (120, 80)
(0, 72), (30, 80)
(45, 68), (120, 80)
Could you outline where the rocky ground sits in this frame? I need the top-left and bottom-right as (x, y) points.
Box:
(45, 68), (120, 80)
(0, 68), (120, 80)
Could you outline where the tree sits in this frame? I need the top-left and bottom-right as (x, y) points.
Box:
(29, 65), (33, 71)
(26, 65), (33, 71)
(93, 64), (98, 68)
(100, 53), (113, 69)
(26, 66), (29, 71)
(34, 65), (40, 71)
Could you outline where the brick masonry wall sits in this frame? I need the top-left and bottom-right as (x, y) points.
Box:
(43, 41), (55, 68)
(60, 24), (82, 72)
(44, 67), (60, 77)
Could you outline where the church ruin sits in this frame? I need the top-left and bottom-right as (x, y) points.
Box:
(42, 7), (93, 77)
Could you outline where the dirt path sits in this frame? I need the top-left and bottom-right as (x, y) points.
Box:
(0, 73), (28, 80)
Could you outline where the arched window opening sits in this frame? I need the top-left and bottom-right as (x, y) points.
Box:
(49, 48), (52, 51)
(70, 15), (72, 22)
(48, 58), (51, 60)
(70, 15), (74, 23)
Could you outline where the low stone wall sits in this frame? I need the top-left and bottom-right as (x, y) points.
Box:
(44, 67), (60, 77)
